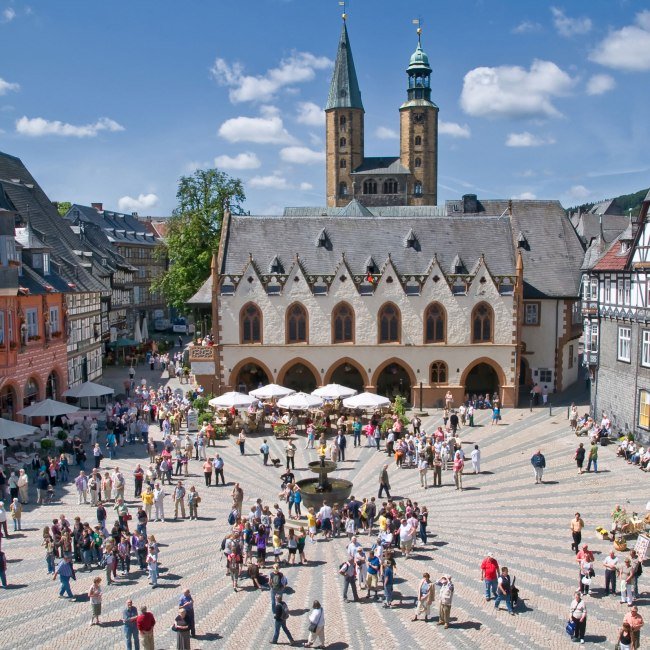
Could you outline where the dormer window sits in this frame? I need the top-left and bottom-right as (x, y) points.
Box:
(43, 253), (50, 275)
(621, 241), (630, 254)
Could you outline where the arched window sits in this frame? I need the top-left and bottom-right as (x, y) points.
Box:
(414, 135), (422, 146)
(339, 115), (347, 129)
(240, 303), (262, 343)
(383, 179), (398, 194)
(430, 361), (448, 384)
(424, 303), (446, 343)
(339, 137), (347, 147)
(332, 303), (354, 343)
(339, 182), (348, 197)
(472, 303), (493, 343)
(340, 159), (347, 168)
(363, 179), (377, 195)
(378, 303), (400, 343)
(414, 182), (423, 196)
(24, 377), (39, 407)
(414, 157), (422, 168)
(287, 303), (308, 343)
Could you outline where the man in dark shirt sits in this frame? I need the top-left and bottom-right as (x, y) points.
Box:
(449, 411), (459, 434)
(122, 599), (139, 649)
(271, 593), (294, 645)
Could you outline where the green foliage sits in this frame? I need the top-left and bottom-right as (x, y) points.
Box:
(40, 438), (54, 450)
(198, 412), (214, 426)
(566, 187), (649, 218)
(54, 201), (72, 216)
(152, 168), (246, 310)
(393, 395), (407, 418)
(56, 431), (68, 441)
(192, 396), (209, 412)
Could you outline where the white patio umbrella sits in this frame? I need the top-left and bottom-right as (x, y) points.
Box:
(0, 418), (39, 463)
(342, 392), (391, 410)
(18, 399), (81, 436)
(209, 392), (257, 409)
(141, 316), (149, 341)
(277, 392), (324, 411)
(312, 383), (358, 399)
(134, 317), (142, 343)
(249, 384), (296, 400)
(63, 381), (114, 412)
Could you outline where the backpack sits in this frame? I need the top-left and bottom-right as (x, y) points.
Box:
(636, 562), (643, 577)
(280, 602), (289, 622)
(338, 561), (349, 575)
(270, 572), (284, 590)
(228, 510), (236, 526)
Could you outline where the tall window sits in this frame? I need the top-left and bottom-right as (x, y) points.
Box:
(339, 182), (348, 197)
(414, 182), (423, 196)
(49, 307), (60, 334)
(414, 157), (422, 168)
(524, 302), (540, 325)
(0, 310), (4, 345)
(332, 303), (354, 343)
(339, 137), (347, 147)
(642, 331), (650, 368)
(430, 361), (447, 384)
(339, 115), (347, 129)
(568, 344), (574, 369)
(383, 179), (398, 194)
(363, 179), (377, 195)
(287, 303), (307, 343)
(379, 303), (400, 343)
(340, 159), (347, 168)
(618, 326), (631, 362)
(424, 303), (445, 343)
(26, 308), (38, 338)
(414, 135), (422, 146)
(640, 390), (650, 430)
(587, 323), (598, 352)
(472, 303), (493, 343)
(241, 303), (262, 343)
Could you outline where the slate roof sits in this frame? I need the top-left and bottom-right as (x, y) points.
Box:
(326, 23), (363, 111)
(218, 199), (584, 299)
(573, 212), (629, 245)
(187, 275), (213, 305)
(352, 157), (411, 175)
(0, 151), (108, 294)
(66, 204), (158, 246)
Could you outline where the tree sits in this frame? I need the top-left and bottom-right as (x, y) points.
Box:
(152, 169), (245, 311)
(53, 201), (72, 216)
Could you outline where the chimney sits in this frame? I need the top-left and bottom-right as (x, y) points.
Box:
(91, 202), (103, 212)
(462, 194), (478, 213)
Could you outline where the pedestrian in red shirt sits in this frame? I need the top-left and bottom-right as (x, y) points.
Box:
(136, 605), (156, 650)
(481, 552), (500, 601)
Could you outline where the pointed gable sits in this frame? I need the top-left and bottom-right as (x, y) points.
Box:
(326, 22), (363, 110)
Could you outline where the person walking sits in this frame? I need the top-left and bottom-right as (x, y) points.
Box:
(412, 572), (435, 622)
(260, 439), (270, 465)
(88, 576), (103, 626)
(237, 429), (246, 455)
(383, 559), (394, 608)
(570, 513), (585, 553)
(179, 589), (196, 637)
(341, 556), (359, 603)
(569, 590), (587, 644)
(305, 600), (325, 648)
(285, 441), (296, 470)
(586, 441), (599, 473)
(9, 498), (21, 531)
(136, 606), (156, 650)
(624, 606), (644, 648)
(271, 593), (294, 645)
(52, 555), (76, 598)
(378, 464), (391, 499)
(530, 449), (546, 484)
(471, 444), (481, 474)
(481, 552), (499, 601)
(153, 483), (166, 522)
(619, 558), (635, 606)
(437, 575), (454, 629)
(453, 451), (464, 491)
(213, 455), (225, 486)
(603, 549), (619, 596)
(494, 567), (515, 615)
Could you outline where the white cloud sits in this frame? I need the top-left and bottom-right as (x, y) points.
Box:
(249, 173), (291, 190)
(211, 51), (332, 103)
(214, 152), (261, 170)
(0, 77), (19, 95)
(505, 131), (556, 147)
(296, 101), (324, 126)
(279, 146), (324, 165)
(590, 11), (650, 71)
(1, 7), (15, 23)
(16, 115), (124, 137)
(586, 74), (616, 96)
(439, 121), (471, 138)
(218, 109), (296, 144)
(460, 59), (573, 119)
(567, 184), (590, 200)
(514, 191), (537, 200)
(512, 21), (542, 34)
(375, 126), (398, 140)
(117, 193), (159, 213)
(299, 182), (313, 191)
(551, 7), (592, 37)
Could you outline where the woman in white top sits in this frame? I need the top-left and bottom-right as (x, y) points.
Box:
(569, 590), (587, 643)
(305, 600), (325, 648)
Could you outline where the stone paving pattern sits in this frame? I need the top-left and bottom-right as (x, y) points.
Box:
(0, 366), (646, 649)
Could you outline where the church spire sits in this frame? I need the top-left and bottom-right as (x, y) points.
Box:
(326, 22), (363, 110)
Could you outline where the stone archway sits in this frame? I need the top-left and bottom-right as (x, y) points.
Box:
(23, 376), (40, 407)
(230, 359), (272, 394)
(46, 370), (60, 400)
(372, 359), (415, 402)
(461, 358), (504, 398)
(277, 359), (320, 393)
(0, 383), (18, 420)
(325, 358), (367, 393)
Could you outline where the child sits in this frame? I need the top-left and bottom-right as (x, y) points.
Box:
(307, 508), (317, 543)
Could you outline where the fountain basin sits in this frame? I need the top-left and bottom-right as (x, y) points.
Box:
(296, 477), (353, 511)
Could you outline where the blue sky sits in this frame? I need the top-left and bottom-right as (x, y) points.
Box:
(0, 0), (649, 215)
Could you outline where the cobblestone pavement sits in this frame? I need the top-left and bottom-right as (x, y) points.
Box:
(0, 370), (645, 649)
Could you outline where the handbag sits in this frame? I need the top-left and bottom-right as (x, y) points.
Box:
(566, 619), (576, 636)
(308, 609), (323, 633)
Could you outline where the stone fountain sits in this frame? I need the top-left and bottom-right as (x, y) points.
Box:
(296, 460), (353, 510)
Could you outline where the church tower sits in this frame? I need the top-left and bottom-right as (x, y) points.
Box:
(325, 19), (364, 208)
(400, 29), (438, 206)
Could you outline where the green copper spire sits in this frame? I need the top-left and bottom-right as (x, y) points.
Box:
(326, 22), (363, 110)
(405, 28), (433, 104)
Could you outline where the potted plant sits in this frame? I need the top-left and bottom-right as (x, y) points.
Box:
(56, 430), (68, 441)
(40, 438), (54, 451)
